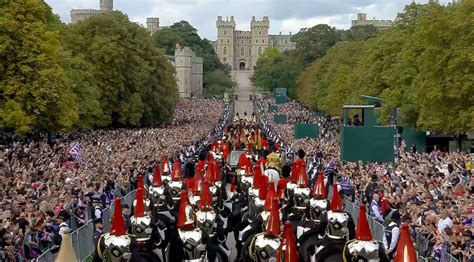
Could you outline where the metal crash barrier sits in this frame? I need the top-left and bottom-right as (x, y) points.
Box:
(343, 195), (459, 262)
(34, 190), (136, 262)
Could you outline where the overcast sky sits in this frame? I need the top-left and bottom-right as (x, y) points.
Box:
(45, 0), (451, 40)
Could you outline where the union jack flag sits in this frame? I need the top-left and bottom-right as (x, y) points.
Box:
(69, 143), (83, 165)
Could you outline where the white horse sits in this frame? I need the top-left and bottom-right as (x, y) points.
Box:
(264, 168), (280, 190)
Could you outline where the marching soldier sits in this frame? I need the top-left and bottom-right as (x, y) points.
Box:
(342, 204), (389, 262)
(314, 183), (356, 262)
(298, 174), (328, 261)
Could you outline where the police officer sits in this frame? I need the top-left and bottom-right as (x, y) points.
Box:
(93, 218), (103, 247)
(383, 211), (401, 259)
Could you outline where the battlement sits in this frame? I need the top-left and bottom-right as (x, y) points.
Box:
(70, 9), (102, 24)
(175, 44), (195, 57)
(146, 17), (160, 35)
(352, 13), (393, 29)
(100, 0), (113, 12)
(217, 16), (236, 28)
(251, 16), (270, 28)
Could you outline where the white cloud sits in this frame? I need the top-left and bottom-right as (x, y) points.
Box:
(45, 0), (454, 39)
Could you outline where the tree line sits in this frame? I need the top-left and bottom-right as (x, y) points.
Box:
(0, 0), (231, 135)
(253, 1), (473, 134)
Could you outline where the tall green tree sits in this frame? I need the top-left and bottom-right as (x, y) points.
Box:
(297, 1), (474, 133)
(61, 12), (178, 127)
(0, 0), (78, 134)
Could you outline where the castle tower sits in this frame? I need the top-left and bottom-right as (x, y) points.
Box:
(250, 16), (269, 69)
(100, 0), (113, 12)
(146, 17), (160, 35)
(175, 44), (193, 98)
(216, 16), (236, 69)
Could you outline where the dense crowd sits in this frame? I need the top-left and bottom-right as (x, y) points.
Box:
(0, 98), (226, 261)
(260, 98), (474, 261)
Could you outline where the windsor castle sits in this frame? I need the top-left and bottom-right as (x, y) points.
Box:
(213, 16), (296, 71)
(69, 0), (393, 95)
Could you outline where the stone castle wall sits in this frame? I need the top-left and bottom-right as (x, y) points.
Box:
(351, 13), (393, 30)
(214, 16), (296, 70)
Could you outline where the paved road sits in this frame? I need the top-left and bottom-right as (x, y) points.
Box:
(225, 70), (255, 261)
(232, 70), (255, 116)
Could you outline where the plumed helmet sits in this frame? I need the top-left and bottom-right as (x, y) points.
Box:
(103, 198), (132, 262)
(130, 186), (153, 242)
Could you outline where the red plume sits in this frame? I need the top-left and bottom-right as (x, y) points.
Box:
(238, 153), (247, 169)
(330, 184), (344, 212)
(230, 177), (236, 192)
(213, 161), (222, 181)
(153, 163), (162, 187)
(177, 190), (193, 229)
(204, 164), (215, 184)
(193, 169), (203, 193)
(134, 186), (145, 217)
(110, 198), (127, 236)
(245, 164), (253, 177)
(296, 164), (308, 187)
(199, 181), (213, 210)
(208, 153), (214, 162)
(355, 204), (372, 241)
(394, 224), (417, 262)
(161, 155), (169, 173)
(283, 221), (298, 262)
(264, 182), (277, 211)
(290, 162), (299, 183)
(311, 173), (326, 199)
(258, 175), (268, 200)
(265, 197), (280, 237)
(171, 160), (182, 181)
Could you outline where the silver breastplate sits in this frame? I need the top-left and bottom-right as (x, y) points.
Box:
(309, 199), (328, 222)
(178, 228), (205, 261)
(103, 233), (132, 262)
(253, 234), (282, 261)
(168, 181), (183, 201)
(189, 194), (200, 210)
(149, 185), (166, 207)
(346, 240), (380, 261)
(196, 209), (217, 237)
(130, 215), (152, 242)
(326, 211), (350, 240)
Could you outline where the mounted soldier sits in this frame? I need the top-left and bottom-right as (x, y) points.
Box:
(342, 204), (389, 262)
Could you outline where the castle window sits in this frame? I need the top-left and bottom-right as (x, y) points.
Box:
(256, 39), (258, 43)
(242, 40), (244, 44)
(221, 39), (223, 43)
(285, 40), (288, 44)
(223, 57), (227, 62)
(224, 30), (226, 35)
(258, 47), (262, 55)
(223, 47), (227, 56)
(259, 31), (261, 35)
(227, 39), (229, 43)
(249, 48), (251, 56)
(262, 40), (265, 43)
(241, 48), (244, 56)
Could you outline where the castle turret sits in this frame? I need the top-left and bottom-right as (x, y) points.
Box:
(100, 0), (113, 12)
(250, 16), (270, 69)
(146, 17), (160, 35)
(216, 16), (236, 69)
(175, 44), (193, 98)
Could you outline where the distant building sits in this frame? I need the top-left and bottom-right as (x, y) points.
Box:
(71, 0), (162, 35)
(169, 45), (203, 98)
(70, 0), (113, 24)
(351, 13), (393, 30)
(213, 16), (296, 71)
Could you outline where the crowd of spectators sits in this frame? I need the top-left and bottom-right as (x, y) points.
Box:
(260, 98), (474, 261)
(0, 98), (226, 261)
